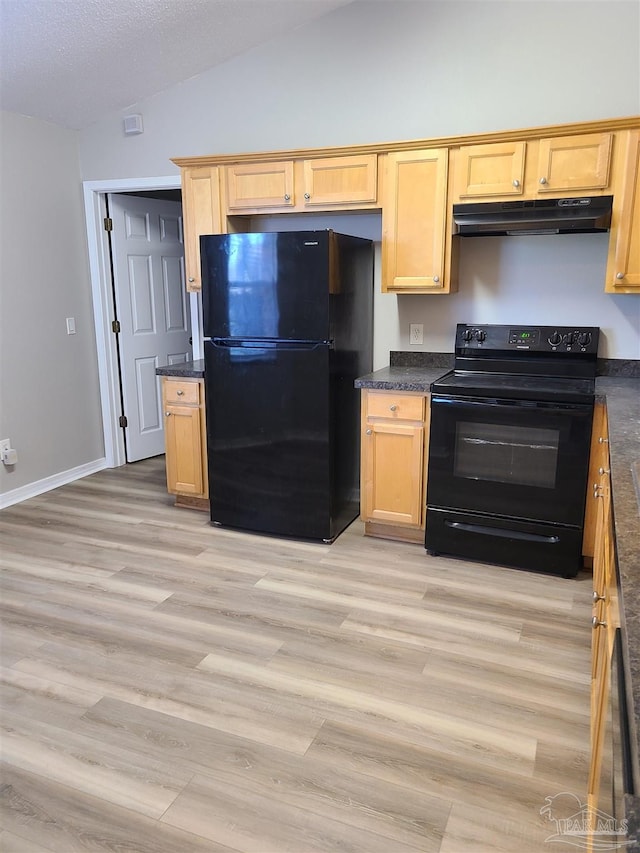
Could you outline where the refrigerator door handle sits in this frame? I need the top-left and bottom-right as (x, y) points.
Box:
(209, 337), (333, 350)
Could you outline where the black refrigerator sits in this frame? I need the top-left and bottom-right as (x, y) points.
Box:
(201, 230), (373, 542)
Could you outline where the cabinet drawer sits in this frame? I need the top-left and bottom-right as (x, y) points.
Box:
(164, 379), (200, 405)
(366, 393), (425, 421)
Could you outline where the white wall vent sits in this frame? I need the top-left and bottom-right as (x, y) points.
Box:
(123, 114), (144, 135)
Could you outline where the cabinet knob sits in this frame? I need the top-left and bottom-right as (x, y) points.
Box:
(598, 467), (610, 476)
(284, 194), (291, 201)
(188, 277), (195, 283)
(389, 404), (398, 411)
(593, 590), (606, 603)
(176, 389), (184, 396)
(592, 615), (607, 629)
(616, 272), (625, 280)
(366, 428), (373, 435)
(512, 179), (520, 188)
(304, 193), (311, 200)
(598, 437), (609, 444)
(539, 177), (547, 185)
(433, 275), (440, 283)
(593, 484), (603, 498)
(165, 411), (171, 417)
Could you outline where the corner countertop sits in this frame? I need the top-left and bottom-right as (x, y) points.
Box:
(156, 359), (205, 378)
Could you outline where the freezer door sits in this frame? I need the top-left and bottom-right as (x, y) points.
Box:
(205, 339), (336, 540)
(201, 232), (332, 341)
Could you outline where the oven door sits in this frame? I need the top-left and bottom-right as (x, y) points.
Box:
(427, 395), (594, 527)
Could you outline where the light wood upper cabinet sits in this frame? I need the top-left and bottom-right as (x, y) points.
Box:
(225, 154), (378, 214)
(535, 132), (613, 193)
(302, 154), (377, 207)
(381, 148), (456, 293)
(455, 141), (526, 199)
(181, 166), (223, 292)
(226, 160), (295, 211)
(606, 130), (640, 292)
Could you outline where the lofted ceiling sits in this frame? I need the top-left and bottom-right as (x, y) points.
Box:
(0, 0), (354, 130)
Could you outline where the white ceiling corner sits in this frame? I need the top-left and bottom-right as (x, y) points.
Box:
(0, 0), (354, 130)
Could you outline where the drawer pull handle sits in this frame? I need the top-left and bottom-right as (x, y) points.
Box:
(598, 437), (609, 444)
(592, 615), (607, 629)
(593, 590), (605, 603)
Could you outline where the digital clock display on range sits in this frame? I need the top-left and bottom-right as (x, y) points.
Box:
(508, 329), (540, 346)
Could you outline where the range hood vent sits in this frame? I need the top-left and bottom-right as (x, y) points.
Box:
(453, 195), (613, 237)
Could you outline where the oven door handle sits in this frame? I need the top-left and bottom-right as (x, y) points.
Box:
(446, 521), (560, 544)
(431, 396), (593, 414)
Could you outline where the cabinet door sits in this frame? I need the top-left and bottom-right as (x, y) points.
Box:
(606, 130), (640, 292)
(381, 149), (451, 292)
(162, 379), (207, 498)
(536, 133), (613, 193)
(362, 421), (425, 527)
(582, 401), (608, 560)
(302, 154), (378, 206)
(456, 141), (526, 198)
(226, 161), (295, 211)
(181, 166), (222, 292)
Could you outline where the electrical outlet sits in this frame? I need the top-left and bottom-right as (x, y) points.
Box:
(409, 323), (424, 345)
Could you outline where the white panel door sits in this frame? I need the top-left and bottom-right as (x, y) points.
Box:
(109, 194), (190, 462)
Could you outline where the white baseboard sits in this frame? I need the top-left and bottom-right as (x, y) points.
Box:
(0, 458), (108, 509)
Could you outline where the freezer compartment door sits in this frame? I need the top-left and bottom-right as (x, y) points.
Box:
(201, 231), (332, 341)
(205, 340), (335, 540)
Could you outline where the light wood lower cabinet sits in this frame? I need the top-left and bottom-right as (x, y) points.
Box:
(360, 389), (430, 543)
(161, 376), (208, 509)
(587, 403), (620, 824)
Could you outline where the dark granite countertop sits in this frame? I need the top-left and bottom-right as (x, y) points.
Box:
(357, 354), (640, 838)
(156, 359), (205, 378)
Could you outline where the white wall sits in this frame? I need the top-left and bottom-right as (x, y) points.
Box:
(78, 0), (640, 364)
(0, 112), (104, 501)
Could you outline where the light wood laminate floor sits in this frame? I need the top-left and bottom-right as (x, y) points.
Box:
(1, 457), (593, 852)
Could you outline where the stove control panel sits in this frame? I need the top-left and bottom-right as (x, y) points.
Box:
(455, 324), (599, 354)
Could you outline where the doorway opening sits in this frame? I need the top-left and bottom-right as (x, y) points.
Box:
(83, 176), (200, 468)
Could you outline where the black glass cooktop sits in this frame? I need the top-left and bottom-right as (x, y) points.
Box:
(431, 370), (596, 404)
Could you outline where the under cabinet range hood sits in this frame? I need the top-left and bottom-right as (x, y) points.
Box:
(453, 195), (613, 236)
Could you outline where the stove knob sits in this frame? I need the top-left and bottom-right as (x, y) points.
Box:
(475, 329), (486, 342)
(548, 331), (562, 346)
(563, 332), (576, 345)
(462, 329), (473, 342)
(578, 331), (592, 346)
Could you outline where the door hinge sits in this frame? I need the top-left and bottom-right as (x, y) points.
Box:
(112, 320), (120, 333)
(104, 217), (113, 232)
(119, 415), (128, 428)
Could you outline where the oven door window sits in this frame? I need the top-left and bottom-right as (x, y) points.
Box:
(427, 397), (593, 527)
(454, 422), (560, 489)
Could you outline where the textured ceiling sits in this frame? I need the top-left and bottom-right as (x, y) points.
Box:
(0, 0), (354, 130)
